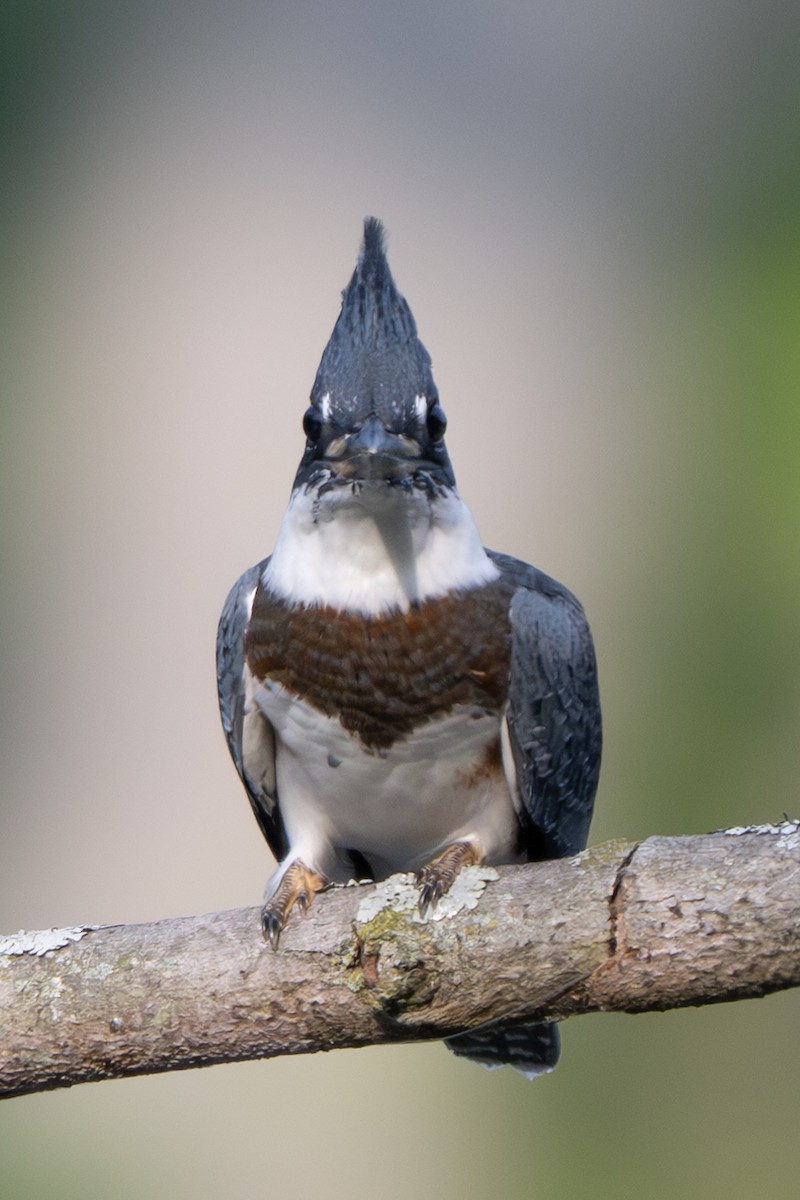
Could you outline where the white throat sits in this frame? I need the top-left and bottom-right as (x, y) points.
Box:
(264, 483), (499, 615)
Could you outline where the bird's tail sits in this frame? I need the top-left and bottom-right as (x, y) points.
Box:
(444, 1019), (560, 1080)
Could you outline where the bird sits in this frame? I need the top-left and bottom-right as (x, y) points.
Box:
(216, 218), (601, 1076)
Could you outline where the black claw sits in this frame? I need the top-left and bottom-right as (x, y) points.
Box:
(416, 841), (480, 916)
(261, 908), (283, 950)
(417, 878), (441, 918)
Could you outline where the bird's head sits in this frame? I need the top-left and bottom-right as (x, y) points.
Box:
(293, 218), (455, 500)
(266, 220), (495, 612)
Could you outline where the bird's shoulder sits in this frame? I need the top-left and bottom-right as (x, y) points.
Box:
(216, 558), (269, 754)
(486, 547), (583, 607)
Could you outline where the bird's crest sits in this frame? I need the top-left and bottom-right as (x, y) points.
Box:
(310, 217), (437, 425)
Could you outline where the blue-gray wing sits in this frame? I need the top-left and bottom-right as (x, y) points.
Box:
(488, 550), (602, 859)
(216, 557), (288, 861)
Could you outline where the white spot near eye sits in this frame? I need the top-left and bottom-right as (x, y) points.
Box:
(413, 394), (427, 420)
(320, 393), (331, 420)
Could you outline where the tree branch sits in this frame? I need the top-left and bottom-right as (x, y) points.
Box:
(2, 823), (799, 1099)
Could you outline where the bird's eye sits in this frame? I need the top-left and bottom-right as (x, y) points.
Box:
(302, 407), (323, 442)
(426, 402), (447, 441)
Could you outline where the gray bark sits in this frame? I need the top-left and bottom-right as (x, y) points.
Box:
(2, 823), (799, 1099)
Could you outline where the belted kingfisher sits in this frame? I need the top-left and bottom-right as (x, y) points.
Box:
(217, 218), (601, 1076)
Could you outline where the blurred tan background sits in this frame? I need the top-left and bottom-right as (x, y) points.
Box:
(2, 2), (799, 1197)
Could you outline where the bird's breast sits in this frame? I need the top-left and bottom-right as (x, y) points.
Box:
(245, 579), (514, 751)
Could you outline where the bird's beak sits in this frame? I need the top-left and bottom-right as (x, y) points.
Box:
(325, 415), (422, 479)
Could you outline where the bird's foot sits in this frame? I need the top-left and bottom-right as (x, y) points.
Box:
(261, 861), (327, 949)
(416, 841), (483, 917)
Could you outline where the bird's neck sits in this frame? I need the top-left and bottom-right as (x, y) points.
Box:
(264, 484), (498, 615)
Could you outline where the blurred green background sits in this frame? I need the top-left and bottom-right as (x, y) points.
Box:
(2, 2), (799, 1197)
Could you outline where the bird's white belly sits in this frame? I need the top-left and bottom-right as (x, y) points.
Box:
(252, 678), (521, 881)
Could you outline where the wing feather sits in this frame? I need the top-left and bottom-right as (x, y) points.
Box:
(488, 550), (602, 860)
(216, 558), (288, 860)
